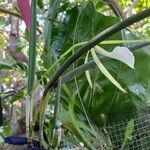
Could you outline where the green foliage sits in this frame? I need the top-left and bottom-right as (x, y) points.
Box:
(1, 0), (150, 149)
(51, 1), (120, 56)
(125, 119), (134, 140)
(0, 136), (4, 144)
(0, 62), (12, 70)
(39, 1), (150, 148)
(11, 91), (24, 103)
(37, 0), (44, 9)
(0, 33), (6, 49)
(121, 119), (134, 150)
(1, 126), (11, 137)
(27, 0), (37, 94)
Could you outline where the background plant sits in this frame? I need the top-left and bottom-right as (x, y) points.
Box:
(0, 0), (150, 149)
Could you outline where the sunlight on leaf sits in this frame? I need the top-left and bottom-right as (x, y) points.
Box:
(85, 51), (92, 88)
(91, 48), (126, 93)
(95, 45), (135, 69)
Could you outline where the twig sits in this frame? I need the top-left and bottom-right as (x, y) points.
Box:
(0, 96), (3, 126)
(43, 8), (150, 96)
(0, 8), (21, 18)
(101, 0), (125, 19)
(127, 0), (138, 17)
(1, 86), (26, 100)
(0, 90), (16, 95)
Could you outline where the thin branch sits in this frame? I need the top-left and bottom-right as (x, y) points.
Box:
(128, 41), (150, 50)
(62, 42), (150, 83)
(0, 90), (16, 95)
(0, 93), (3, 126)
(1, 86), (26, 100)
(127, 0), (138, 17)
(43, 8), (150, 96)
(0, 9), (42, 35)
(0, 8), (21, 18)
(101, 0), (125, 19)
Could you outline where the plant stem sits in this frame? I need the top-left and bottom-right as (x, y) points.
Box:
(43, 8), (150, 96)
(1, 86), (26, 100)
(39, 0), (60, 148)
(102, 0), (125, 19)
(61, 41), (150, 83)
(0, 8), (21, 18)
(26, 0), (37, 140)
(27, 0), (37, 94)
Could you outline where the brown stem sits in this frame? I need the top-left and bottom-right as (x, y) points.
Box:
(0, 8), (21, 18)
(102, 0), (125, 19)
(0, 8), (42, 34)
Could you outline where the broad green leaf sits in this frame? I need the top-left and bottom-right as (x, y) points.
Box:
(37, 0), (44, 9)
(95, 45), (135, 69)
(91, 48), (126, 93)
(121, 119), (134, 150)
(85, 51), (92, 88)
(125, 119), (134, 140)
(51, 1), (120, 56)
